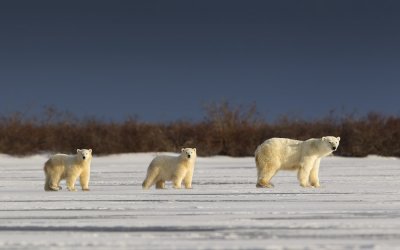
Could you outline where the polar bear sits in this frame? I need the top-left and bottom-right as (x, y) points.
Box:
(44, 149), (93, 191)
(142, 148), (197, 189)
(255, 136), (340, 188)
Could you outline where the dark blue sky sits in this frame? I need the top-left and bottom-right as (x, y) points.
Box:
(1, 0), (399, 122)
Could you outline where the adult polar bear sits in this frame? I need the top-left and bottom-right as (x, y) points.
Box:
(44, 149), (93, 191)
(142, 148), (197, 189)
(255, 136), (340, 188)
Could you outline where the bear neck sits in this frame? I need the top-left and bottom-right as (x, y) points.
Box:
(315, 142), (333, 157)
(307, 139), (332, 157)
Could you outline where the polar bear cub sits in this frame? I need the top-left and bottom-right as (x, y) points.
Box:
(142, 148), (197, 189)
(255, 136), (340, 188)
(44, 149), (93, 191)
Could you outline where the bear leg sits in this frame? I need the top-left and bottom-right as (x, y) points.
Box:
(183, 172), (193, 189)
(80, 170), (90, 191)
(47, 175), (61, 191)
(155, 180), (166, 189)
(142, 179), (154, 189)
(172, 176), (183, 189)
(66, 176), (78, 191)
(44, 175), (52, 191)
(56, 178), (62, 190)
(142, 174), (158, 189)
(256, 167), (276, 188)
(309, 158), (321, 187)
(298, 162), (313, 187)
(142, 167), (160, 189)
(48, 180), (60, 191)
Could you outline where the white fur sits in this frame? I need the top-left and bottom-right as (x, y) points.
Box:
(142, 148), (197, 189)
(44, 149), (93, 191)
(255, 136), (340, 188)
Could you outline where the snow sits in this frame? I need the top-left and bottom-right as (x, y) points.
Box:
(1, 153), (400, 249)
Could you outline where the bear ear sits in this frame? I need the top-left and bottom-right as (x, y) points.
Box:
(77, 149), (81, 153)
(322, 137), (326, 141)
(337, 137), (341, 141)
(181, 148), (185, 152)
(193, 148), (196, 152)
(89, 149), (92, 153)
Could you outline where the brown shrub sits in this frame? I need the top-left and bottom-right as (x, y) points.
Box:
(0, 104), (399, 157)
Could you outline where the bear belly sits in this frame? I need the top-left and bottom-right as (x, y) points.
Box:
(280, 162), (301, 171)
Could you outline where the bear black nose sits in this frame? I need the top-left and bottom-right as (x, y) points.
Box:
(83, 156), (86, 159)
(187, 155), (191, 158)
(332, 147), (337, 151)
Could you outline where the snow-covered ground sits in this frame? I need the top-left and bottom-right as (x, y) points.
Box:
(0, 153), (399, 249)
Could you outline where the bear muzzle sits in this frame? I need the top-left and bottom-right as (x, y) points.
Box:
(332, 146), (337, 151)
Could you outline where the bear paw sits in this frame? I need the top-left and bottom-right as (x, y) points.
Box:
(48, 186), (60, 191)
(311, 183), (320, 188)
(82, 188), (90, 191)
(256, 182), (274, 188)
(67, 187), (78, 192)
(300, 183), (312, 188)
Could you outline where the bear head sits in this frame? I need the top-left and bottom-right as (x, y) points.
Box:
(181, 148), (197, 160)
(77, 149), (93, 161)
(322, 136), (340, 151)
